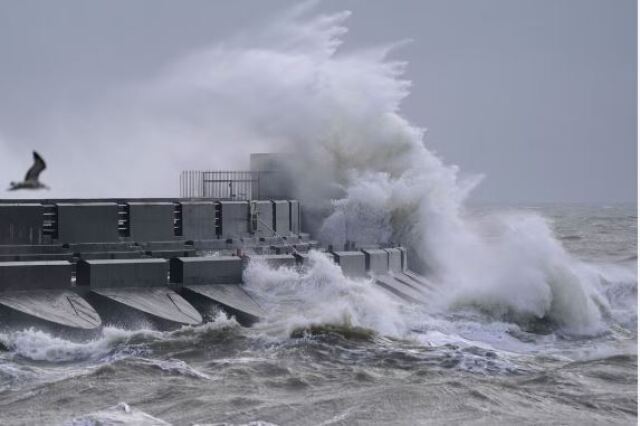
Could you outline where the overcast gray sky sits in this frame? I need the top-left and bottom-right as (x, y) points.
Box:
(0, 0), (635, 203)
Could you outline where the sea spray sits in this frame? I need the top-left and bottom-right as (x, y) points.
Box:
(243, 251), (410, 338)
(0, 5), (630, 335)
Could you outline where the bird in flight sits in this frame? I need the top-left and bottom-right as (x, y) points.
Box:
(8, 151), (50, 191)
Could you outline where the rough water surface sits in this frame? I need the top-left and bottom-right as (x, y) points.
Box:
(0, 204), (636, 426)
(0, 5), (635, 425)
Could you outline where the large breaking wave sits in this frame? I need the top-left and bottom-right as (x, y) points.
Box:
(0, 3), (635, 336)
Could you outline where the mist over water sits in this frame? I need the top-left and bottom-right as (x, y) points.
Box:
(0, 4), (636, 425)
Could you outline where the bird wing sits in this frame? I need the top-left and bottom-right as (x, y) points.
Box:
(24, 151), (46, 182)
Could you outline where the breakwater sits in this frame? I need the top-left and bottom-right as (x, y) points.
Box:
(0, 198), (422, 336)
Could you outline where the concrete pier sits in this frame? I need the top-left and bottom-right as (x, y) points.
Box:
(332, 251), (367, 278)
(397, 270), (436, 292)
(0, 260), (71, 291)
(360, 248), (431, 303)
(0, 261), (101, 332)
(0, 195), (431, 336)
(0, 290), (102, 332)
(77, 259), (202, 329)
(170, 256), (243, 284)
(171, 256), (264, 325)
(373, 274), (428, 304)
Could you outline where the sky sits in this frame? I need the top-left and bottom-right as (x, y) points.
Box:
(0, 0), (636, 203)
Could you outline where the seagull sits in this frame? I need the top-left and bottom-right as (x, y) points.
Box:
(8, 151), (50, 191)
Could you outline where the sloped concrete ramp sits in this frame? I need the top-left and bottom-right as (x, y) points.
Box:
(389, 272), (427, 293)
(374, 274), (428, 304)
(0, 290), (101, 330)
(183, 284), (264, 320)
(398, 270), (437, 291)
(91, 288), (202, 326)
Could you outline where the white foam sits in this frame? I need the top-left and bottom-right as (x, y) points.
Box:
(0, 327), (158, 362)
(244, 251), (410, 338)
(64, 402), (172, 426)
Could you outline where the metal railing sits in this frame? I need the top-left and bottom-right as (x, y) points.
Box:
(180, 171), (262, 200)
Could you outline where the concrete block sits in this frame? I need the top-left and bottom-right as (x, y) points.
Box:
(272, 200), (290, 235)
(170, 256), (243, 285)
(57, 202), (120, 243)
(219, 201), (250, 238)
(127, 202), (175, 242)
(289, 200), (299, 234)
(77, 258), (168, 288)
(332, 251), (366, 277)
(181, 201), (216, 240)
(398, 247), (408, 271)
(362, 249), (389, 275)
(252, 201), (273, 237)
(0, 204), (44, 245)
(385, 248), (402, 273)
(0, 261), (71, 291)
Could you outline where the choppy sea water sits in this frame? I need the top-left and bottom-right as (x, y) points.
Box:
(0, 204), (636, 426)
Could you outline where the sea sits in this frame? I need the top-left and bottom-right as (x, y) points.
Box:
(0, 203), (636, 426)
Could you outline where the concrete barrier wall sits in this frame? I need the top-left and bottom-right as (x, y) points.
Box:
(77, 258), (168, 288)
(128, 202), (175, 242)
(332, 251), (366, 278)
(181, 201), (216, 240)
(252, 201), (273, 237)
(219, 201), (250, 238)
(289, 200), (299, 234)
(170, 256), (243, 284)
(0, 198), (304, 247)
(57, 202), (120, 243)
(0, 204), (44, 245)
(385, 248), (402, 273)
(0, 260), (71, 291)
(362, 249), (389, 275)
(272, 201), (290, 235)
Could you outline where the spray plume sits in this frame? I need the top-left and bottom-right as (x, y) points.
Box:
(0, 5), (619, 333)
